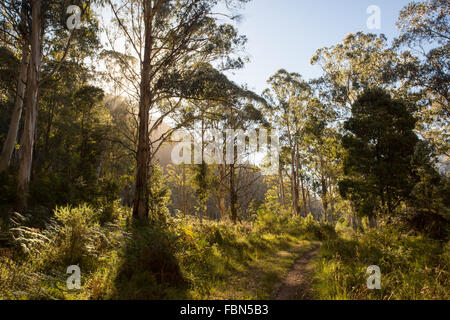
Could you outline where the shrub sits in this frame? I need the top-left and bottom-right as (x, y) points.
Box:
(113, 220), (185, 300)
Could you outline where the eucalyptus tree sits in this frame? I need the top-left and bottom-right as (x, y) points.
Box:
(187, 79), (267, 223)
(0, 0), (100, 207)
(168, 76), (266, 223)
(104, 0), (250, 219)
(0, 47), (21, 164)
(395, 0), (449, 156)
(225, 92), (267, 224)
(263, 69), (311, 217)
(16, 0), (42, 202)
(311, 32), (402, 114)
(303, 98), (340, 222)
(166, 163), (195, 216)
(0, 0), (29, 173)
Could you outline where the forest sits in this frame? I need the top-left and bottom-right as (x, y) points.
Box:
(0, 0), (448, 301)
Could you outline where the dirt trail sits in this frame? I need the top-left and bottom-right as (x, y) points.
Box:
(272, 245), (320, 300)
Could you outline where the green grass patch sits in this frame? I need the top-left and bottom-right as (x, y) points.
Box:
(311, 226), (449, 300)
(0, 205), (331, 300)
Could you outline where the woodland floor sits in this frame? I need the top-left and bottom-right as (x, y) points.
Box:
(202, 240), (319, 300)
(272, 245), (320, 300)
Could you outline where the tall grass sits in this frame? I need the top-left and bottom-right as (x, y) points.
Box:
(312, 224), (449, 300)
(0, 204), (331, 300)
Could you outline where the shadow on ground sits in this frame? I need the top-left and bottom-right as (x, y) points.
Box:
(113, 220), (189, 299)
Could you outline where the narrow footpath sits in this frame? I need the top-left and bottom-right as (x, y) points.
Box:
(272, 246), (320, 300)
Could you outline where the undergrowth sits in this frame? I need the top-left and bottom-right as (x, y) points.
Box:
(0, 204), (331, 300)
(312, 223), (449, 300)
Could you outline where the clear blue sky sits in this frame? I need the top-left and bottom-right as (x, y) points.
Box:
(224, 0), (414, 94)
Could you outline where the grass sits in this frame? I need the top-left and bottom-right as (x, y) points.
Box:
(0, 204), (331, 300)
(194, 238), (317, 300)
(171, 215), (325, 299)
(5, 203), (446, 300)
(311, 223), (450, 300)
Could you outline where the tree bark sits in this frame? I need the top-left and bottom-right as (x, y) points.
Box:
(307, 187), (313, 218)
(230, 163), (238, 224)
(299, 171), (308, 217)
(218, 194), (226, 220)
(319, 156), (328, 222)
(321, 176), (328, 222)
(133, 0), (153, 219)
(295, 139), (307, 217)
(329, 182), (335, 221)
(278, 164), (286, 208)
(291, 149), (300, 216)
(217, 164), (227, 220)
(17, 0), (42, 205)
(369, 215), (378, 229)
(0, 45), (29, 172)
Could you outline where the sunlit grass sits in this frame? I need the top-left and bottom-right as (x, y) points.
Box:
(311, 225), (450, 300)
(0, 204), (330, 300)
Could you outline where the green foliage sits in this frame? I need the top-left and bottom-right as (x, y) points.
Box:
(0, 203), (329, 300)
(406, 141), (450, 239)
(311, 32), (401, 108)
(148, 164), (172, 222)
(339, 89), (419, 216)
(192, 163), (211, 217)
(0, 0), (448, 302)
(113, 220), (185, 299)
(0, 170), (19, 206)
(254, 208), (336, 242)
(395, 0), (449, 155)
(313, 226), (449, 300)
(262, 184), (284, 215)
(0, 46), (19, 110)
(1, 204), (128, 299)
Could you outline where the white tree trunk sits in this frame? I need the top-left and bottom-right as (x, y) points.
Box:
(17, 0), (42, 201)
(0, 46), (29, 172)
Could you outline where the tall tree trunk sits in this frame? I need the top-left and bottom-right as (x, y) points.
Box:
(295, 140), (307, 217)
(322, 193), (328, 222)
(319, 156), (328, 222)
(218, 195), (226, 219)
(369, 215), (378, 229)
(350, 202), (362, 231)
(299, 171), (307, 217)
(17, 0), (42, 205)
(321, 175), (328, 222)
(200, 112), (207, 220)
(286, 123), (299, 216)
(278, 164), (286, 208)
(217, 164), (227, 220)
(230, 163), (238, 224)
(133, 1), (153, 219)
(291, 149), (300, 216)
(181, 165), (187, 215)
(0, 45), (29, 172)
(329, 182), (335, 221)
(307, 187), (313, 218)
